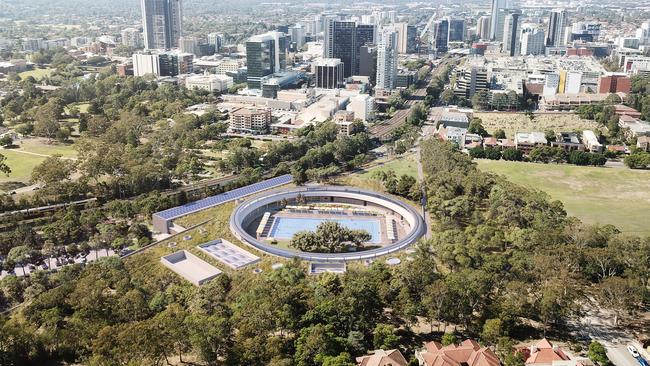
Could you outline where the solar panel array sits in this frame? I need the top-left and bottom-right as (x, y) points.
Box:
(198, 239), (261, 270)
(155, 174), (293, 220)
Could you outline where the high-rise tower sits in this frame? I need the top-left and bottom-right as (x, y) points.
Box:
(141, 0), (182, 50)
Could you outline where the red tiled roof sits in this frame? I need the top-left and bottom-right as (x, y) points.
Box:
(525, 339), (570, 365)
(357, 349), (408, 366)
(420, 339), (501, 366)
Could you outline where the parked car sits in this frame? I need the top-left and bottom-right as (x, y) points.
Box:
(41, 263), (49, 270)
(119, 248), (134, 256)
(628, 345), (640, 358)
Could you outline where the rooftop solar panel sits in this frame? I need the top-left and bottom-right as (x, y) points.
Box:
(154, 174), (293, 221)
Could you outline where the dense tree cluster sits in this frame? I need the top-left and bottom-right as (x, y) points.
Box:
(290, 221), (372, 253)
(0, 139), (646, 365)
(371, 170), (421, 201)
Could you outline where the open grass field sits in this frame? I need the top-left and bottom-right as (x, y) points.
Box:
(19, 68), (54, 81)
(476, 160), (650, 234)
(474, 112), (602, 139)
(15, 138), (77, 158)
(360, 154), (418, 179)
(0, 149), (46, 186)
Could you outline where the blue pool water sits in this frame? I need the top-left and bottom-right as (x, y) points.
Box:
(270, 217), (381, 243)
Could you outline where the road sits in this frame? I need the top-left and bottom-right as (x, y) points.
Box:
(370, 58), (453, 141)
(570, 296), (648, 366)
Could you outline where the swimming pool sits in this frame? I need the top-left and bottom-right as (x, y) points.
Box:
(269, 217), (381, 243)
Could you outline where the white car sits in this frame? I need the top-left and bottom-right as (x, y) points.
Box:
(628, 345), (640, 358)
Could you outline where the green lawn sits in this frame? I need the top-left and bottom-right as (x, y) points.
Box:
(361, 154), (418, 179)
(16, 138), (77, 158)
(476, 160), (650, 234)
(19, 68), (54, 81)
(0, 149), (46, 186)
(65, 103), (90, 114)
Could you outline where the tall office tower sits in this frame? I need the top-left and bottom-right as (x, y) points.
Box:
(179, 36), (198, 55)
(494, 9), (511, 43)
(359, 44), (378, 84)
(520, 27), (545, 55)
(636, 21), (650, 45)
(376, 29), (398, 90)
(388, 10), (397, 23)
(289, 24), (306, 49)
(406, 25), (418, 53)
(393, 23), (409, 53)
(490, 0), (508, 40)
(502, 11), (522, 56)
(477, 16), (491, 40)
(141, 0), (182, 50)
(246, 31), (288, 90)
(121, 28), (142, 48)
(207, 32), (224, 53)
(324, 21), (375, 77)
(546, 9), (568, 47)
(313, 58), (344, 89)
(431, 19), (449, 53)
(448, 18), (466, 42)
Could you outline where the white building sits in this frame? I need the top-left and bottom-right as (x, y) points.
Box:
(216, 59), (241, 75)
(289, 24), (306, 49)
(582, 130), (602, 152)
(121, 28), (142, 48)
(564, 71), (582, 94)
(543, 73), (560, 96)
(636, 22), (650, 45)
(520, 27), (545, 55)
(376, 29), (398, 91)
(478, 16), (491, 40)
(207, 32), (224, 53)
(185, 74), (233, 92)
(490, 0), (508, 40)
(133, 53), (160, 77)
(393, 23), (410, 54)
(346, 94), (375, 122)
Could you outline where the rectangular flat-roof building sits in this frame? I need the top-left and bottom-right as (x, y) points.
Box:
(152, 174), (293, 234)
(161, 250), (222, 286)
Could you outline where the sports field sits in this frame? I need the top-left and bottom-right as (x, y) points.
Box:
(476, 160), (650, 234)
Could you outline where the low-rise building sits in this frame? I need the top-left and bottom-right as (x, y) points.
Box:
(357, 349), (408, 366)
(185, 74), (233, 92)
(415, 339), (501, 366)
(229, 107), (272, 135)
(619, 115), (650, 137)
(582, 130), (602, 152)
(515, 132), (547, 153)
(437, 111), (470, 129)
(637, 136), (650, 151)
(551, 132), (584, 152)
(522, 339), (570, 366)
(346, 94), (375, 122)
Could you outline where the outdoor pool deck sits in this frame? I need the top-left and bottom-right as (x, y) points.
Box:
(260, 208), (409, 246)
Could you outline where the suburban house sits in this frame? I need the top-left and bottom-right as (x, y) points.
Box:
(356, 349), (409, 366)
(415, 339), (501, 366)
(515, 132), (548, 154)
(521, 339), (570, 366)
(551, 132), (585, 152)
(521, 339), (593, 366)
